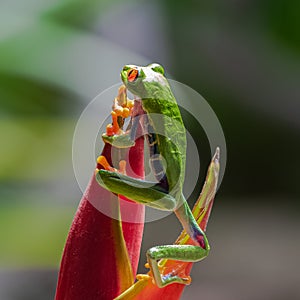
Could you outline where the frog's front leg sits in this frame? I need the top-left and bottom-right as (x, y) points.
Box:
(96, 168), (176, 211)
(102, 111), (142, 148)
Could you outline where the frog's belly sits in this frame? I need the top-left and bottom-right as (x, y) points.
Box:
(145, 120), (169, 191)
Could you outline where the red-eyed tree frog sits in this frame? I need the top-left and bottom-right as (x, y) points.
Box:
(96, 63), (219, 288)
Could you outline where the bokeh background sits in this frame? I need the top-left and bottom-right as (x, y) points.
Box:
(0, 0), (299, 299)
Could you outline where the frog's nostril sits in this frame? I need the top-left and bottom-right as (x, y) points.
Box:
(122, 65), (131, 72)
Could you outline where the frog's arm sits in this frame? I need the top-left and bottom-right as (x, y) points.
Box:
(96, 169), (176, 211)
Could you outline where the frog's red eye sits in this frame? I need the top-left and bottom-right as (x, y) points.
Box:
(127, 68), (139, 82)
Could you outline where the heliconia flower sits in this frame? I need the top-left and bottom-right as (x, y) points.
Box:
(55, 135), (145, 300)
(55, 87), (146, 299)
(114, 148), (220, 300)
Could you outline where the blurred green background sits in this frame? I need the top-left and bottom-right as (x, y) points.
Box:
(0, 0), (299, 299)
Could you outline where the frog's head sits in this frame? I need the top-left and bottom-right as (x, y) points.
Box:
(121, 63), (170, 99)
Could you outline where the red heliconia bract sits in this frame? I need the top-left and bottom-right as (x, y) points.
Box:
(55, 134), (145, 300)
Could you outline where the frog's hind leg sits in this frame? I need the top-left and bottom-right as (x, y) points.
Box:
(146, 199), (210, 288)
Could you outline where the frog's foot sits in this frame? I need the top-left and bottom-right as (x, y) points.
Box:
(136, 274), (151, 282)
(158, 269), (191, 287)
(143, 261), (163, 281)
(96, 155), (126, 175)
(105, 111), (123, 136)
(145, 259), (191, 287)
(145, 261), (164, 273)
(146, 270), (191, 287)
(105, 85), (134, 137)
(170, 269), (192, 285)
